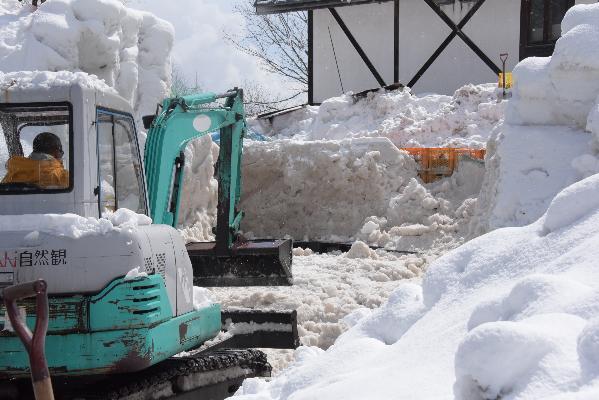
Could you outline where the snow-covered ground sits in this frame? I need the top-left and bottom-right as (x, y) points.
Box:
(213, 246), (427, 372)
(236, 175), (599, 399)
(231, 3), (599, 399)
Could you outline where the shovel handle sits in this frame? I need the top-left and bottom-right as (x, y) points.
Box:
(3, 280), (54, 400)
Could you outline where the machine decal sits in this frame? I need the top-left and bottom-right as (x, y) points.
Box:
(0, 249), (67, 268)
(192, 114), (212, 132)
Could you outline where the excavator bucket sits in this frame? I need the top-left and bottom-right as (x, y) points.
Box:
(187, 239), (293, 287)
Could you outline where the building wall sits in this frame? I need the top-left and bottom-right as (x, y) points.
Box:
(312, 0), (595, 102)
(312, 2), (395, 103)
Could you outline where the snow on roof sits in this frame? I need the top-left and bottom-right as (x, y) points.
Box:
(255, 0), (393, 14)
(0, 71), (117, 95)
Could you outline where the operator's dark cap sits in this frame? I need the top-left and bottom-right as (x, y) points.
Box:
(32, 132), (63, 155)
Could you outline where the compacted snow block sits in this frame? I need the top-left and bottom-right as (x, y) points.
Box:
(239, 137), (418, 240)
(507, 3), (599, 127)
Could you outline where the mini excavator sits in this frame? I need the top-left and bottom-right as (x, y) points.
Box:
(0, 82), (295, 399)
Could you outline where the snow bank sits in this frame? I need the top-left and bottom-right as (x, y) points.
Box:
(507, 4), (599, 127)
(239, 137), (418, 240)
(240, 136), (483, 253)
(0, 208), (151, 239)
(0, 0), (173, 124)
(472, 3), (599, 234)
(252, 83), (504, 149)
(234, 173), (599, 400)
(470, 124), (590, 234)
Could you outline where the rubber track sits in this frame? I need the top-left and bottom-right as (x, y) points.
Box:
(52, 349), (271, 400)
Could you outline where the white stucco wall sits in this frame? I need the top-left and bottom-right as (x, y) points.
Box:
(312, 0), (595, 102)
(313, 2), (394, 103)
(399, 0), (520, 94)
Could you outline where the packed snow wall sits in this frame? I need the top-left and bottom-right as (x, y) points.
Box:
(240, 136), (485, 252)
(471, 4), (599, 235)
(239, 138), (418, 240)
(242, 84), (494, 248)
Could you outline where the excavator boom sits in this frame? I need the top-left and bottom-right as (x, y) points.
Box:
(144, 89), (293, 286)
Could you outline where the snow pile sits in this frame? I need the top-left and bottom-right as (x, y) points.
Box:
(234, 173), (599, 400)
(178, 136), (219, 242)
(0, 69), (117, 94)
(0, 208), (151, 239)
(471, 3), (599, 234)
(240, 137), (418, 240)
(252, 83), (504, 149)
(358, 158), (484, 253)
(0, 0), (173, 123)
(507, 4), (599, 127)
(241, 137), (484, 252)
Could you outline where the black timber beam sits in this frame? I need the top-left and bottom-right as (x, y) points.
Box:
(255, 0), (393, 15)
(308, 9), (314, 104)
(408, 0), (500, 88)
(394, 0), (399, 83)
(329, 8), (387, 88)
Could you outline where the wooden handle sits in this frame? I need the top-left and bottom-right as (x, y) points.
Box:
(33, 377), (54, 400)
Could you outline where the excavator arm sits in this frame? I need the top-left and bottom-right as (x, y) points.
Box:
(144, 89), (244, 240)
(144, 89), (292, 286)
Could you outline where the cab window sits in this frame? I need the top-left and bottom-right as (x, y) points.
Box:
(96, 110), (146, 216)
(0, 104), (71, 193)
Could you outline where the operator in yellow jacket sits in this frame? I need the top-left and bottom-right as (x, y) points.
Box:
(2, 132), (69, 189)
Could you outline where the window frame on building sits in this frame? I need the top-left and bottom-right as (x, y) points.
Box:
(520, 0), (575, 59)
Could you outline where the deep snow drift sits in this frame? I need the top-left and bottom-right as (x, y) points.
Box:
(236, 174), (599, 399)
(233, 4), (599, 399)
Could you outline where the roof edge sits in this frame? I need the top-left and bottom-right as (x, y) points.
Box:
(255, 0), (394, 15)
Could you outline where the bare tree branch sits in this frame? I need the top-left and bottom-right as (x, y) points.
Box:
(224, 1), (308, 99)
(170, 64), (203, 97)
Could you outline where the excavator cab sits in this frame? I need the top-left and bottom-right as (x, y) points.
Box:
(0, 80), (296, 399)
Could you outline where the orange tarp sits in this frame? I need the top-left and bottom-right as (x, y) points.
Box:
(401, 148), (486, 183)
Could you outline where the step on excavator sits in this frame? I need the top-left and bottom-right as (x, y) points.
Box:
(0, 81), (296, 399)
